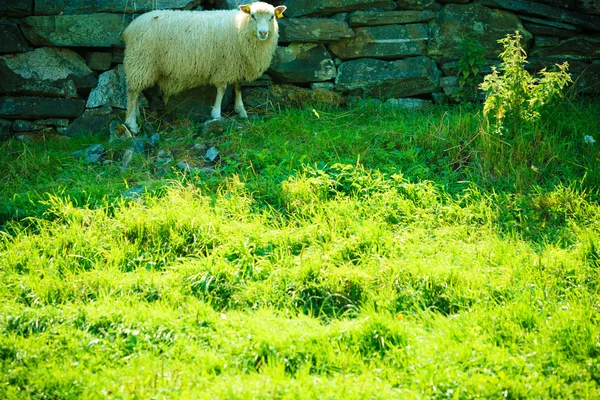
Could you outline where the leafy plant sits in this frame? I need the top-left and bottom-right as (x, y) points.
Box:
(480, 31), (572, 136)
(457, 33), (485, 102)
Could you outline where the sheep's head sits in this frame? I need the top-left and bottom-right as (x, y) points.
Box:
(240, 2), (286, 41)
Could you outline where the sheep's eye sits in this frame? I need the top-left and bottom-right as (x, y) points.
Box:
(270, 15), (274, 21)
(251, 14), (256, 20)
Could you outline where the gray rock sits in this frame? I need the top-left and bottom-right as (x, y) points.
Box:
(530, 36), (600, 60)
(329, 24), (428, 60)
(535, 36), (561, 47)
(278, 18), (355, 43)
(85, 52), (113, 71)
(519, 15), (579, 38)
(335, 56), (441, 97)
(87, 65), (128, 109)
(201, 119), (225, 135)
(0, 97), (85, 119)
(205, 147), (220, 162)
(63, 106), (119, 137)
(21, 14), (135, 47)
(0, 0), (32, 17)
(157, 149), (173, 164)
(121, 148), (134, 169)
(86, 144), (105, 155)
(0, 21), (32, 53)
(479, 0), (600, 31)
(428, 4), (533, 64)
(0, 47), (96, 98)
(242, 74), (272, 88)
(148, 133), (160, 147)
(85, 153), (103, 164)
(269, 44), (336, 83)
(349, 10), (436, 27)
(282, 0), (396, 17)
(311, 82), (336, 90)
(34, 0), (198, 15)
(384, 98), (433, 110)
(395, 0), (441, 11)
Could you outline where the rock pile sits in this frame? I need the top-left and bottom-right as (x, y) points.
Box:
(0, 0), (598, 139)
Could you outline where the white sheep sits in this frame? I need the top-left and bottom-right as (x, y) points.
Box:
(123, 2), (286, 134)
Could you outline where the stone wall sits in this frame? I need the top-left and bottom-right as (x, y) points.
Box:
(0, 0), (599, 138)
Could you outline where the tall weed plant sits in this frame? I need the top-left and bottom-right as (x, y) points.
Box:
(480, 31), (572, 137)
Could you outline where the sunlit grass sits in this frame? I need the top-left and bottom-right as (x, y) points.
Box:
(1, 100), (600, 398)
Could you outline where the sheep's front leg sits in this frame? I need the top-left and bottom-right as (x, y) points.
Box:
(125, 89), (141, 134)
(211, 85), (227, 120)
(234, 83), (248, 119)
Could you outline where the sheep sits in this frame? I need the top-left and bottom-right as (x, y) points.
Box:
(123, 2), (286, 134)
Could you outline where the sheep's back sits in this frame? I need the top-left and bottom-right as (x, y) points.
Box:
(124, 9), (277, 92)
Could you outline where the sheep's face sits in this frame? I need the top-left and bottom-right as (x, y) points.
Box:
(240, 3), (286, 41)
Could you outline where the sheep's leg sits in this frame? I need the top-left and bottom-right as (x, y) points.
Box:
(234, 82), (248, 119)
(211, 85), (227, 120)
(125, 89), (141, 134)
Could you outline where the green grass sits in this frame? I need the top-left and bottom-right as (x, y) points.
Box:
(1, 100), (600, 398)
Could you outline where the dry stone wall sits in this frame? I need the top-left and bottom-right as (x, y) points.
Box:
(0, 0), (599, 138)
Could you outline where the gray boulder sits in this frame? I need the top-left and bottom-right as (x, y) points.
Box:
(64, 106), (120, 137)
(0, 47), (96, 98)
(244, 84), (344, 110)
(329, 24), (429, 60)
(479, 0), (600, 31)
(349, 10), (436, 27)
(278, 18), (355, 43)
(530, 36), (600, 60)
(34, 0), (198, 15)
(87, 65), (128, 109)
(521, 16), (579, 38)
(269, 44), (336, 83)
(428, 4), (533, 64)
(282, 0), (396, 17)
(335, 56), (441, 97)
(21, 14), (134, 47)
(0, 97), (86, 119)
(0, 21), (32, 53)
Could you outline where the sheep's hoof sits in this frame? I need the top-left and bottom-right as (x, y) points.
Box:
(237, 110), (248, 119)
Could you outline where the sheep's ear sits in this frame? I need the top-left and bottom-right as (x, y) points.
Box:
(239, 4), (251, 14)
(274, 6), (286, 18)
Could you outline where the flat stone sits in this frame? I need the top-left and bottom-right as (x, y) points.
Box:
(531, 36), (600, 59)
(0, 21), (32, 53)
(329, 24), (428, 60)
(0, 97), (85, 119)
(349, 10), (436, 27)
(269, 44), (336, 83)
(0, 47), (96, 98)
(479, 0), (600, 31)
(63, 106), (119, 137)
(21, 13), (135, 47)
(282, 0), (396, 17)
(0, 0), (32, 17)
(428, 3), (533, 64)
(335, 56), (441, 97)
(523, 22), (579, 38)
(535, 36), (561, 47)
(85, 52), (113, 71)
(278, 18), (355, 43)
(34, 0), (198, 15)
(87, 64), (128, 109)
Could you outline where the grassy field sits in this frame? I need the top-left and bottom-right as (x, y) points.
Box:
(1, 99), (600, 399)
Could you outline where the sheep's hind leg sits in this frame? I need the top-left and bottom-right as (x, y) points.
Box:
(211, 85), (227, 120)
(234, 83), (248, 119)
(125, 89), (141, 134)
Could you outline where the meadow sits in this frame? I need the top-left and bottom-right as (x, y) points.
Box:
(1, 98), (600, 399)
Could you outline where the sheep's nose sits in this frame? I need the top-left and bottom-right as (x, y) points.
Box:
(258, 31), (268, 39)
